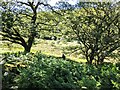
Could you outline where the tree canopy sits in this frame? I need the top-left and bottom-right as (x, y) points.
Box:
(61, 2), (120, 64)
(0, 0), (61, 52)
(0, 1), (120, 64)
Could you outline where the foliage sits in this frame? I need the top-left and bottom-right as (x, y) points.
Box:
(61, 2), (120, 64)
(2, 52), (120, 89)
(0, 1), (60, 52)
(2, 52), (34, 89)
(1, 1), (120, 89)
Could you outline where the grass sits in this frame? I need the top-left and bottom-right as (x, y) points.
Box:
(0, 39), (119, 62)
(1, 39), (119, 63)
(0, 41), (24, 53)
(0, 39), (87, 63)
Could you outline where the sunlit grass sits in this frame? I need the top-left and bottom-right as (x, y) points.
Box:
(0, 43), (24, 53)
(1, 39), (119, 63)
(0, 39), (87, 62)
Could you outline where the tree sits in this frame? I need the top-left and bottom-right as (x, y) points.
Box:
(63, 2), (120, 64)
(0, 0), (60, 52)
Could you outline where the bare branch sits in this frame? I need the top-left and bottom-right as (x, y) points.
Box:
(2, 38), (22, 45)
(17, 1), (30, 6)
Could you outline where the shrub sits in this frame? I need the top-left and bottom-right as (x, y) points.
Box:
(2, 52), (34, 89)
(15, 56), (81, 89)
(2, 52), (120, 90)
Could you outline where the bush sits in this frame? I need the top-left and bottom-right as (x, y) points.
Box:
(2, 52), (34, 89)
(15, 55), (81, 89)
(2, 52), (120, 90)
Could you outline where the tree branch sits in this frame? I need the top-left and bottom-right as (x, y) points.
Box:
(17, 1), (30, 6)
(13, 28), (27, 46)
(2, 38), (22, 45)
(38, 2), (63, 16)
